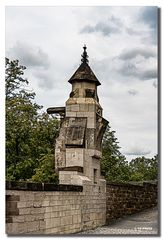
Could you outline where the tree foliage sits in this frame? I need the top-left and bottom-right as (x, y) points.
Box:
(6, 58), (59, 182)
(101, 124), (130, 183)
(101, 124), (158, 183)
(31, 153), (58, 183)
(129, 155), (158, 181)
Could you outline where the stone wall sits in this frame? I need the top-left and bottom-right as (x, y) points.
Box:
(6, 181), (157, 234)
(6, 180), (106, 234)
(106, 182), (157, 224)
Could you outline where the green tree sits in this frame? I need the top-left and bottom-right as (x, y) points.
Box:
(101, 123), (130, 183)
(31, 153), (58, 183)
(129, 155), (158, 181)
(6, 58), (59, 182)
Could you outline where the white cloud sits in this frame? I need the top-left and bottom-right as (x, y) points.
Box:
(5, 6), (158, 160)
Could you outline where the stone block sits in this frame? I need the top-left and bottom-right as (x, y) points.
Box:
(17, 201), (26, 208)
(51, 211), (60, 218)
(33, 213), (45, 221)
(83, 213), (90, 222)
(88, 104), (95, 112)
(60, 216), (73, 226)
(76, 98), (85, 104)
(46, 217), (61, 228)
(73, 214), (81, 224)
(59, 172), (71, 182)
(12, 216), (25, 223)
(66, 105), (71, 111)
(85, 98), (96, 104)
(66, 148), (84, 167)
(50, 200), (61, 206)
(42, 200), (50, 207)
(45, 207), (52, 213)
(27, 221), (40, 233)
(70, 104), (79, 112)
(34, 192), (45, 200)
(59, 211), (66, 217)
(87, 117), (95, 128)
(30, 207), (45, 215)
(39, 220), (46, 230)
(19, 222), (31, 234)
(25, 201), (34, 208)
(33, 201), (42, 208)
(24, 215), (35, 222)
(83, 82), (96, 89)
(59, 179), (71, 185)
(72, 82), (82, 90)
(76, 112), (85, 117)
(6, 223), (18, 234)
(15, 222), (28, 234)
(20, 193), (35, 201)
(6, 195), (20, 201)
(44, 212), (51, 219)
(79, 104), (89, 112)
(51, 205), (61, 212)
(72, 223), (81, 231)
(19, 208), (31, 215)
(66, 112), (77, 117)
(6, 201), (19, 216)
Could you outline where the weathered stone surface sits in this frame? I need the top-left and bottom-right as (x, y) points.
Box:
(65, 118), (87, 147)
(106, 182), (158, 224)
(6, 181), (157, 234)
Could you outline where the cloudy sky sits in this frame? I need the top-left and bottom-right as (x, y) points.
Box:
(5, 6), (158, 160)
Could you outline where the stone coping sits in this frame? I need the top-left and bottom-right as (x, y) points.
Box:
(106, 181), (157, 188)
(6, 181), (83, 192)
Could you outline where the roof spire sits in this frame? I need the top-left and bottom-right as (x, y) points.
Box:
(81, 44), (89, 64)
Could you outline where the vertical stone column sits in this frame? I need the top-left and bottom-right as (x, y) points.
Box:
(47, 46), (108, 229)
(53, 46), (108, 187)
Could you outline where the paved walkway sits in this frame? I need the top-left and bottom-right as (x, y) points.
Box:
(78, 207), (159, 235)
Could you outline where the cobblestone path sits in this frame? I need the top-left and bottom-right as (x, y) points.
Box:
(78, 207), (159, 235)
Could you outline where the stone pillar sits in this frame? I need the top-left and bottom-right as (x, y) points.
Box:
(50, 46), (108, 187)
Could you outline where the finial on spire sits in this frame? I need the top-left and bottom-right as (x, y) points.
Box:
(81, 44), (89, 64)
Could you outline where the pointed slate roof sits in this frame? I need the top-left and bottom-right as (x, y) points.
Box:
(68, 45), (101, 86)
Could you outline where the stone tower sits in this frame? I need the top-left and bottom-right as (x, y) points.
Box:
(47, 46), (108, 186)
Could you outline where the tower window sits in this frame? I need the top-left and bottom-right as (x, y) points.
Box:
(85, 89), (95, 98)
(94, 169), (97, 184)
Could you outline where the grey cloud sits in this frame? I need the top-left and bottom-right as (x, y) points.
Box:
(119, 62), (137, 77)
(119, 65), (157, 80)
(141, 69), (157, 80)
(124, 147), (151, 156)
(139, 7), (158, 45)
(128, 89), (138, 96)
(126, 27), (140, 36)
(8, 42), (50, 69)
(117, 48), (157, 80)
(124, 150), (151, 156)
(33, 71), (54, 90)
(140, 6), (157, 30)
(80, 15), (122, 37)
(111, 15), (122, 26)
(81, 23), (119, 36)
(119, 48), (156, 60)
